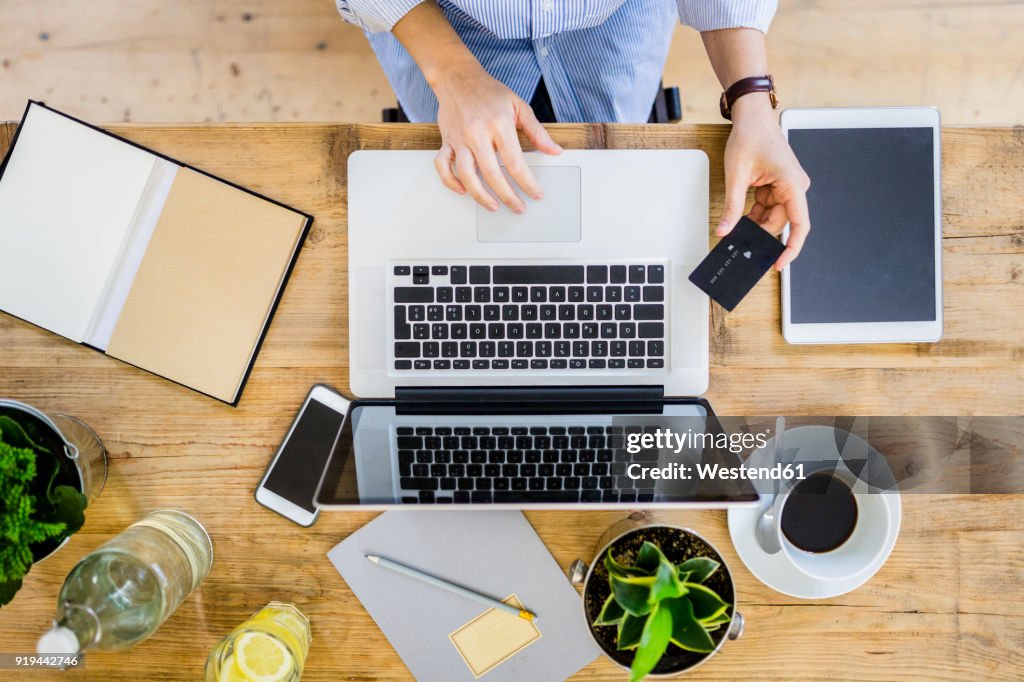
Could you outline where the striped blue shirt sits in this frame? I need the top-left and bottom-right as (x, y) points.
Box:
(336, 1), (777, 123)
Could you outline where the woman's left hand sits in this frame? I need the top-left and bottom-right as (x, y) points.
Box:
(718, 94), (811, 270)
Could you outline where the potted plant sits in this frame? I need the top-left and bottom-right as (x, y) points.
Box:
(0, 400), (103, 607)
(573, 521), (743, 680)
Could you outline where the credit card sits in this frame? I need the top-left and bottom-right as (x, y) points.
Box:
(688, 216), (784, 312)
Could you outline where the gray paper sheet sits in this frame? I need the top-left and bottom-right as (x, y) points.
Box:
(327, 511), (600, 681)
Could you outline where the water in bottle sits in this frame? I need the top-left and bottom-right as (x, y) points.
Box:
(37, 510), (213, 653)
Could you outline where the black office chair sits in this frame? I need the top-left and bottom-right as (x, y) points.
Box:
(382, 83), (682, 123)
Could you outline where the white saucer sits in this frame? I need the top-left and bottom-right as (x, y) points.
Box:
(727, 427), (902, 599)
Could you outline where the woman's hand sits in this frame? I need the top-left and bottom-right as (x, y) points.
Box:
(431, 63), (562, 213)
(718, 94), (811, 270)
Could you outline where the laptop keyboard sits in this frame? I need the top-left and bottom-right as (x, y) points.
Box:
(390, 262), (668, 371)
(394, 425), (658, 504)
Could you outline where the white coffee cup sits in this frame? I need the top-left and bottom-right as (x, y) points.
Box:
(772, 458), (891, 582)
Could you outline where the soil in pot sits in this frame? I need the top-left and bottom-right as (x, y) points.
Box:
(0, 406), (82, 561)
(584, 526), (735, 676)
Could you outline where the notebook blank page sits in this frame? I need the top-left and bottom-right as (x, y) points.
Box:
(0, 105), (156, 341)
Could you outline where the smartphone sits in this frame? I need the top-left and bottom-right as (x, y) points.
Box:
(255, 384), (350, 526)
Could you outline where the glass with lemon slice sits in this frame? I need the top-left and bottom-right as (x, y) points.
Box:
(205, 602), (311, 682)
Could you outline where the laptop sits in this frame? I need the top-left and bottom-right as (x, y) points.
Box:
(315, 150), (757, 510)
(347, 150), (709, 396)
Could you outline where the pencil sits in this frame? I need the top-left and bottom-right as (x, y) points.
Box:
(365, 554), (537, 621)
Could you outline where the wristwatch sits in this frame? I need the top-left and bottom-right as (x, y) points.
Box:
(719, 74), (779, 120)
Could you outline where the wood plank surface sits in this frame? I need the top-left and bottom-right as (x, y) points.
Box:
(0, 122), (1021, 681)
(3, 0), (1023, 125)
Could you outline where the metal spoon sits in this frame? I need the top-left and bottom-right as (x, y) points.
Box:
(754, 416), (786, 554)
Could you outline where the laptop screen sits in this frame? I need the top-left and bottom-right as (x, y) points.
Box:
(315, 399), (759, 508)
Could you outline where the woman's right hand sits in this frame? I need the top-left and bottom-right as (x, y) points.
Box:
(431, 64), (563, 213)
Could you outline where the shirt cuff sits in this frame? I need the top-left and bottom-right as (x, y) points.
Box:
(677, 0), (778, 34)
(336, 0), (426, 34)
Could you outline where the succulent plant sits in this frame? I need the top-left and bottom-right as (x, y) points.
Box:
(594, 541), (731, 682)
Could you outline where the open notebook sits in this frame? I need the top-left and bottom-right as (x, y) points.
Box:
(0, 101), (311, 404)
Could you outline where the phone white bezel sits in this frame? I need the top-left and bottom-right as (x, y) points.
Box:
(780, 107), (943, 344)
(255, 384), (350, 527)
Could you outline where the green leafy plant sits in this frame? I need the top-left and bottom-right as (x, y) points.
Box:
(594, 541), (731, 681)
(0, 414), (87, 607)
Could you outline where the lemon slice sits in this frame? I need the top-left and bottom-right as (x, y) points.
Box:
(234, 632), (294, 682)
(217, 656), (250, 682)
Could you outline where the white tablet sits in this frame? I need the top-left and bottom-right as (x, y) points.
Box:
(781, 107), (943, 344)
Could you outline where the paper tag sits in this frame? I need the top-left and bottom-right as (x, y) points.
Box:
(449, 594), (542, 678)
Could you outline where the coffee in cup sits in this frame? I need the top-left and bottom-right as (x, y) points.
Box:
(780, 471), (858, 553)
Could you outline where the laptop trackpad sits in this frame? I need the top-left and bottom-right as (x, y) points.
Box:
(477, 166), (581, 243)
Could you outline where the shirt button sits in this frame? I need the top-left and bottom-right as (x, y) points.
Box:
(539, 46), (549, 58)
(542, 0), (553, 10)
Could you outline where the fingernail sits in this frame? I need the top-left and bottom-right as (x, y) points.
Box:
(513, 204), (525, 214)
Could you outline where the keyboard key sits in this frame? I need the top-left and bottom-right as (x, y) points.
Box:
(521, 305), (539, 320)
(479, 341), (496, 357)
(530, 286), (547, 302)
(624, 286), (641, 302)
(555, 341), (571, 356)
(511, 286), (529, 302)
(549, 286), (566, 302)
(450, 266), (467, 284)
(492, 359), (509, 369)
(453, 360), (470, 369)
(442, 342), (458, 357)
(394, 307), (411, 339)
(445, 305), (462, 321)
(610, 265), (627, 283)
(431, 265), (448, 276)
(596, 305), (613, 320)
(608, 358), (625, 368)
(582, 323), (598, 338)
(628, 359), (644, 368)
(414, 359), (430, 369)
(465, 305), (482, 321)
(394, 360), (412, 370)
(531, 359), (548, 369)
(394, 265), (411, 276)
(568, 286), (585, 302)
(600, 322), (617, 338)
(527, 323), (543, 339)
(395, 342), (419, 358)
(451, 324), (468, 339)
(647, 359), (665, 368)
(643, 286), (664, 302)
(470, 323), (486, 339)
(517, 341), (533, 357)
(557, 304), (575, 320)
(428, 305), (444, 321)
(545, 323), (561, 339)
(605, 286), (622, 302)
(586, 286), (603, 302)
(587, 265), (608, 284)
(619, 322), (636, 338)
(507, 324), (524, 339)
(401, 477), (438, 490)
(629, 340), (645, 356)
(469, 266), (491, 284)
(413, 323), (430, 339)
(493, 287), (510, 302)
(638, 322), (664, 338)
(592, 341), (608, 357)
(498, 341), (514, 357)
(436, 287), (454, 303)
(611, 340), (627, 356)
(413, 266), (429, 276)
(474, 287), (490, 303)
(493, 265), (584, 284)
(512, 359), (528, 369)
(455, 287), (472, 302)
(577, 305), (594, 320)
(460, 342), (477, 357)
(408, 306), (425, 321)
(648, 264), (665, 283)
(484, 305), (500, 320)
(629, 265), (646, 283)
(647, 340), (665, 356)
(433, 359), (450, 369)
(570, 359), (586, 369)
(536, 341), (552, 357)
(589, 359), (607, 368)
(573, 340), (590, 356)
(395, 287), (433, 303)
(413, 273), (429, 285)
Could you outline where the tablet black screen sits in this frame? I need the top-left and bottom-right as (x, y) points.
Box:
(788, 127), (936, 323)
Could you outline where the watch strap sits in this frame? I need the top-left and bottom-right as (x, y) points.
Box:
(720, 74), (778, 120)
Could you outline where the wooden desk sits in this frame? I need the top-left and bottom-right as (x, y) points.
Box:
(1, 123), (1021, 681)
